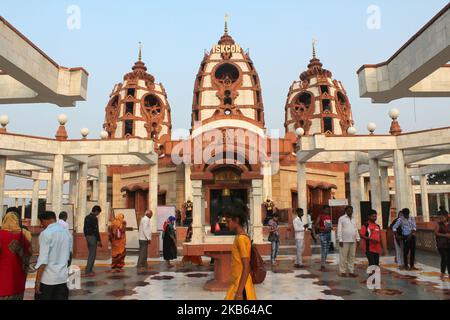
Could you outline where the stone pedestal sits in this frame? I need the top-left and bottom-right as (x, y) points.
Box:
(203, 252), (232, 292)
(148, 232), (161, 258)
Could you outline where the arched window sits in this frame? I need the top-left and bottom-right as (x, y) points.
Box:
(323, 117), (333, 133)
(215, 63), (240, 85)
(144, 95), (162, 116)
(297, 92), (312, 108)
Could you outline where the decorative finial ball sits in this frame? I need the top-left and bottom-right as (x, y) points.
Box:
(295, 127), (305, 137)
(347, 126), (357, 135)
(0, 115), (9, 127)
(58, 114), (68, 125)
(389, 108), (400, 120)
(80, 128), (89, 138)
(100, 130), (109, 140)
(367, 122), (377, 134)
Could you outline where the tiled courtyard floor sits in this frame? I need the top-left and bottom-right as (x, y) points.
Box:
(24, 249), (450, 300)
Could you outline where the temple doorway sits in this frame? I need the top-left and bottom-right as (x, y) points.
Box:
(209, 188), (248, 226)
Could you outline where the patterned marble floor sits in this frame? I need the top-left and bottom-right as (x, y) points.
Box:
(24, 251), (450, 300)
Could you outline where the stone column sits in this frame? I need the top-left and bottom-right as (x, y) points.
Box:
(262, 162), (272, 201)
(251, 179), (264, 244)
(359, 176), (367, 201)
(407, 175), (417, 217)
(46, 174), (53, 205)
(349, 161), (362, 227)
(184, 164), (192, 201)
(297, 162), (308, 225)
(51, 154), (64, 215)
(91, 180), (99, 202)
(420, 175), (430, 222)
(191, 180), (203, 244)
(369, 158), (382, 225)
(77, 162), (88, 232)
(248, 187), (254, 236)
(148, 163), (158, 232)
(393, 149), (410, 212)
(98, 164), (108, 232)
(69, 171), (78, 205)
(14, 198), (19, 208)
(436, 193), (441, 210)
(21, 198), (26, 220)
(31, 178), (40, 226)
(380, 167), (390, 203)
(445, 194), (449, 212)
(0, 156), (6, 225)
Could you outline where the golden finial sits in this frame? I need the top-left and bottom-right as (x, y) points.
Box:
(224, 13), (228, 34)
(312, 38), (317, 59)
(138, 42), (143, 61)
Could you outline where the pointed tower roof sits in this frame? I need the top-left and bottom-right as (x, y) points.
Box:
(300, 39), (332, 81)
(218, 14), (235, 45)
(124, 42), (155, 83)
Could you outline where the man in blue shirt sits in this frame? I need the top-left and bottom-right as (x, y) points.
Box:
(35, 211), (73, 300)
(393, 208), (417, 270)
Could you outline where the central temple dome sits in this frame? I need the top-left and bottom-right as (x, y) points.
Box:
(191, 16), (265, 131)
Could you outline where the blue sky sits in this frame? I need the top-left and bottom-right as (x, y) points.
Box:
(1, 0), (450, 192)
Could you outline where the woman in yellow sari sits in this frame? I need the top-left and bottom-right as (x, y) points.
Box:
(224, 206), (256, 300)
(109, 213), (127, 272)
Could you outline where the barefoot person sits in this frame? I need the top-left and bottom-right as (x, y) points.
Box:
(268, 213), (280, 265)
(137, 210), (152, 271)
(337, 206), (360, 277)
(293, 208), (306, 268)
(315, 205), (333, 271)
(109, 213), (127, 272)
(225, 206), (256, 300)
(83, 206), (102, 276)
(360, 209), (382, 267)
(163, 216), (177, 267)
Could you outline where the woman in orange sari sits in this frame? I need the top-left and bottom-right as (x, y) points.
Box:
(109, 213), (127, 272)
(224, 206), (256, 300)
(0, 211), (32, 300)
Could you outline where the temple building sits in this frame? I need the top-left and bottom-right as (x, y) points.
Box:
(104, 19), (353, 234)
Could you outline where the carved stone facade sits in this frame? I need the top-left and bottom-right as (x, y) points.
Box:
(103, 51), (172, 146)
(284, 48), (354, 136)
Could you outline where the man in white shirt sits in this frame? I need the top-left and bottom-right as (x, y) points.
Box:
(35, 211), (73, 300)
(337, 206), (360, 277)
(293, 208), (306, 268)
(57, 211), (69, 230)
(137, 210), (153, 271)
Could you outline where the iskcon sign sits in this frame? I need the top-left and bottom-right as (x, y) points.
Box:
(211, 44), (242, 54)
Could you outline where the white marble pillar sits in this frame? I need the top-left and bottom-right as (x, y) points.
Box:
(248, 187), (254, 237)
(436, 193), (441, 210)
(184, 164), (192, 202)
(91, 180), (99, 202)
(359, 176), (367, 201)
(148, 163), (158, 232)
(297, 162), (308, 225)
(191, 180), (203, 244)
(407, 176), (417, 217)
(77, 162), (88, 233)
(21, 198), (26, 219)
(251, 179), (264, 244)
(445, 194), (449, 212)
(420, 175), (430, 222)
(369, 158), (382, 225)
(31, 178), (40, 226)
(98, 164), (108, 232)
(380, 167), (390, 203)
(393, 149), (410, 212)
(262, 162), (273, 201)
(0, 156), (6, 225)
(349, 161), (362, 227)
(46, 174), (53, 205)
(69, 171), (78, 205)
(51, 154), (64, 215)
(14, 198), (19, 208)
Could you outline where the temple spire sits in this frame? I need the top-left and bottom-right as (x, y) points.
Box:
(224, 14), (228, 34)
(312, 38), (317, 59)
(138, 41), (143, 62)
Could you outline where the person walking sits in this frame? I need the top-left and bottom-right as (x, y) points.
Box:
(390, 210), (404, 268)
(0, 211), (32, 300)
(360, 209), (382, 266)
(315, 205), (333, 271)
(109, 213), (127, 272)
(393, 208), (417, 270)
(434, 211), (450, 278)
(293, 208), (306, 268)
(35, 211), (72, 300)
(162, 216), (177, 267)
(337, 206), (360, 277)
(58, 211), (69, 230)
(268, 213), (280, 265)
(137, 210), (152, 271)
(224, 206), (256, 300)
(83, 205), (102, 277)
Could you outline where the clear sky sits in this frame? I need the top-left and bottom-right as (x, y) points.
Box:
(1, 0), (449, 192)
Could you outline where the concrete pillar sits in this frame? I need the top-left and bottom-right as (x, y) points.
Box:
(91, 180), (99, 201)
(262, 162), (272, 201)
(445, 194), (449, 212)
(69, 171), (78, 205)
(46, 174), (53, 205)
(420, 175), (430, 222)
(191, 180), (203, 244)
(359, 176), (367, 201)
(51, 154), (64, 215)
(14, 198), (19, 208)
(436, 193), (441, 210)
(98, 164), (107, 232)
(184, 164), (192, 202)
(21, 198), (26, 220)
(248, 187), (254, 236)
(251, 179), (264, 244)
(393, 149), (410, 212)
(380, 167), (390, 202)
(31, 178), (40, 226)
(369, 158), (382, 225)
(349, 161), (362, 228)
(148, 163), (158, 232)
(0, 156), (5, 225)
(297, 162), (308, 225)
(76, 162), (88, 233)
(407, 176), (417, 217)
